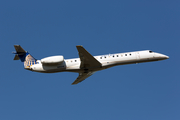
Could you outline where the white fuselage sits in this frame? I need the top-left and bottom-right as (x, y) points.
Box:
(29, 50), (169, 73)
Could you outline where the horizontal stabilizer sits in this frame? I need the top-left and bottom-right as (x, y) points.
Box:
(13, 54), (20, 60)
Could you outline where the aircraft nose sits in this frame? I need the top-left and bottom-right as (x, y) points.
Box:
(162, 55), (169, 59)
(155, 53), (169, 59)
(165, 55), (169, 59)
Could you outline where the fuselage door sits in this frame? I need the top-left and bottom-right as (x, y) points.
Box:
(136, 52), (140, 60)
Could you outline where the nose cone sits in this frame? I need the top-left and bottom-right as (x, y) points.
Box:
(160, 54), (169, 59)
(164, 55), (169, 59)
(155, 53), (169, 60)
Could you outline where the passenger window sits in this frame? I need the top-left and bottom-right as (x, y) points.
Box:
(125, 54), (127, 56)
(117, 55), (119, 57)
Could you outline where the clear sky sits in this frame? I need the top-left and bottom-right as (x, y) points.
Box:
(0, 0), (180, 120)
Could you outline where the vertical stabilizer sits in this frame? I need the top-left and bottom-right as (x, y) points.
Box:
(23, 53), (37, 68)
(13, 45), (37, 68)
(14, 45), (26, 53)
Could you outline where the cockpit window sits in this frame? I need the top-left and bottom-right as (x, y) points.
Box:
(149, 51), (153, 53)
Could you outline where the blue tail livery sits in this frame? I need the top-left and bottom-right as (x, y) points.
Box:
(13, 45), (37, 69)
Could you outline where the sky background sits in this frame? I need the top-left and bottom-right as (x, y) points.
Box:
(0, 0), (180, 120)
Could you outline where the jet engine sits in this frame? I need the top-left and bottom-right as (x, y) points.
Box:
(41, 55), (64, 65)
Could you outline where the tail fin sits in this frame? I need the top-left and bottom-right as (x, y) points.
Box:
(13, 45), (37, 68)
(13, 45), (26, 61)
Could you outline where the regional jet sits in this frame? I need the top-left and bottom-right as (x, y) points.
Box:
(13, 45), (169, 85)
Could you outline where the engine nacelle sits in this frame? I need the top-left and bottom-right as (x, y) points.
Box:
(41, 55), (64, 65)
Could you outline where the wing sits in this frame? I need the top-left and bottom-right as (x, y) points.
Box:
(71, 72), (95, 85)
(76, 45), (102, 69)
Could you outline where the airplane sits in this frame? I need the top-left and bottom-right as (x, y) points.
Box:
(13, 45), (169, 85)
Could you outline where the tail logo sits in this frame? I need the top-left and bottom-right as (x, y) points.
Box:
(24, 54), (37, 68)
